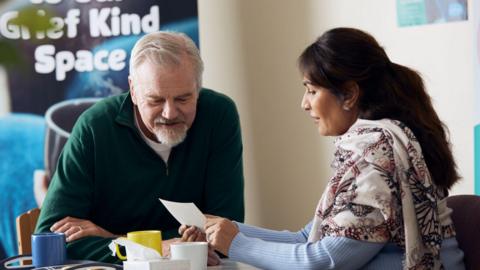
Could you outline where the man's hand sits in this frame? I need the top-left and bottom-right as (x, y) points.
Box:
(50, 216), (116, 242)
(161, 238), (179, 258)
(178, 224), (206, 242)
(206, 246), (221, 266)
(178, 224), (221, 266)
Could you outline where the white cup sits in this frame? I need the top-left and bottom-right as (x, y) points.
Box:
(170, 242), (208, 270)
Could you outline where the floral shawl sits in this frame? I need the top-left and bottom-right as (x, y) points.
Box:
(308, 119), (455, 270)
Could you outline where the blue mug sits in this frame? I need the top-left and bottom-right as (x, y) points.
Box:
(31, 232), (66, 267)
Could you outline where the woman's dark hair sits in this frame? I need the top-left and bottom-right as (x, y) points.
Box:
(298, 27), (459, 189)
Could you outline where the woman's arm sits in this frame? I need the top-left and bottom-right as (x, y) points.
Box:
(234, 221), (311, 243)
(229, 234), (385, 270)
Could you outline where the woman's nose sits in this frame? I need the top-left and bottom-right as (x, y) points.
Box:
(301, 95), (310, 111)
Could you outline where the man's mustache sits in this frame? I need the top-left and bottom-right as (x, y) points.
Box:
(154, 117), (184, 125)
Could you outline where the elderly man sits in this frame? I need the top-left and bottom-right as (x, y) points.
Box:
(35, 32), (244, 263)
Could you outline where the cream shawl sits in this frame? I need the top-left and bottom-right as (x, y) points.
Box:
(308, 119), (455, 270)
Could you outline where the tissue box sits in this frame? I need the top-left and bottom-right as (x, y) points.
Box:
(124, 259), (190, 270)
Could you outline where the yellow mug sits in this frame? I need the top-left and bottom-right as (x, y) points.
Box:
(115, 230), (162, 260)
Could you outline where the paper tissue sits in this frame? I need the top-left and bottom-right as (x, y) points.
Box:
(108, 238), (190, 270)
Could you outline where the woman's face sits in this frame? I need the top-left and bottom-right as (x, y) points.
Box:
(301, 77), (358, 136)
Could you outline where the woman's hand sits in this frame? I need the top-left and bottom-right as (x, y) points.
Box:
(50, 216), (116, 242)
(178, 225), (220, 266)
(204, 216), (239, 256)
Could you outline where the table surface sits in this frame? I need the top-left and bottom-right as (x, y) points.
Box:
(208, 259), (259, 269)
(1, 256), (259, 270)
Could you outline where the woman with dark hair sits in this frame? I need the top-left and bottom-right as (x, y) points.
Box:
(181, 27), (465, 269)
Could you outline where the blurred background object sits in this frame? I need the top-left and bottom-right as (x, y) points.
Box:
(0, 67), (10, 116)
(0, 0), (54, 116)
(44, 98), (100, 182)
(0, 0), (54, 259)
(0, 114), (44, 258)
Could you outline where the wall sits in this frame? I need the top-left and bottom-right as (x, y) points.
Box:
(310, 0), (474, 196)
(474, 0), (480, 194)
(198, 0), (475, 230)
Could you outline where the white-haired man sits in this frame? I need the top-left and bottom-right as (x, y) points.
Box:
(36, 32), (244, 265)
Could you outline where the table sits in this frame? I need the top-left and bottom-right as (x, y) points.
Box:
(208, 259), (259, 269)
(122, 259), (259, 270)
(0, 256), (259, 270)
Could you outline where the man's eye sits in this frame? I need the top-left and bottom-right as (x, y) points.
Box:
(147, 99), (163, 105)
(307, 89), (316, 95)
(176, 97), (190, 103)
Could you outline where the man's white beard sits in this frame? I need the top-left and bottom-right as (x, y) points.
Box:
(154, 124), (188, 147)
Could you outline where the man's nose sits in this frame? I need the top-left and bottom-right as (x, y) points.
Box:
(162, 100), (179, 119)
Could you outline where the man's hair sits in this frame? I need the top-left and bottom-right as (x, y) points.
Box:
(129, 31), (204, 89)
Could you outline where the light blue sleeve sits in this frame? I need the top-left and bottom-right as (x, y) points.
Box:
(228, 234), (385, 270)
(234, 221), (311, 243)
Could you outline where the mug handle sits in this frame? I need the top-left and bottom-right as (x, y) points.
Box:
(0, 255), (34, 270)
(114, 243), (127, 261)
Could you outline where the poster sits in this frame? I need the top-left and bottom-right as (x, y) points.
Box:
(397, 0), (468, 27)
(0, 0), (198, 258)
(1, 0), (198, 114)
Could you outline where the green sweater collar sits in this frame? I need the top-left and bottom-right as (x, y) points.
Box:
(115, 93), (136, 129)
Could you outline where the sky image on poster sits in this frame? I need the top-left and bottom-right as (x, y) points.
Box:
(397, 0), (468, 27)
(0, 0), (198, 115)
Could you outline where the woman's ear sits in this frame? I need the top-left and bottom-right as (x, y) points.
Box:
(342, 81), (360, 111)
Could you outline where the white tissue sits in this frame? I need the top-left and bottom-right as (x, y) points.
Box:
(108, 238), (164, 261)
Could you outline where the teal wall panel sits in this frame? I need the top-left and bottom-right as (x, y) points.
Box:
(475, 124), (480, 194)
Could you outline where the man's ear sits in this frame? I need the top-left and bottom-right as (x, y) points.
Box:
(129, 76), (138, 105)
(342, 81), (360, 110)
